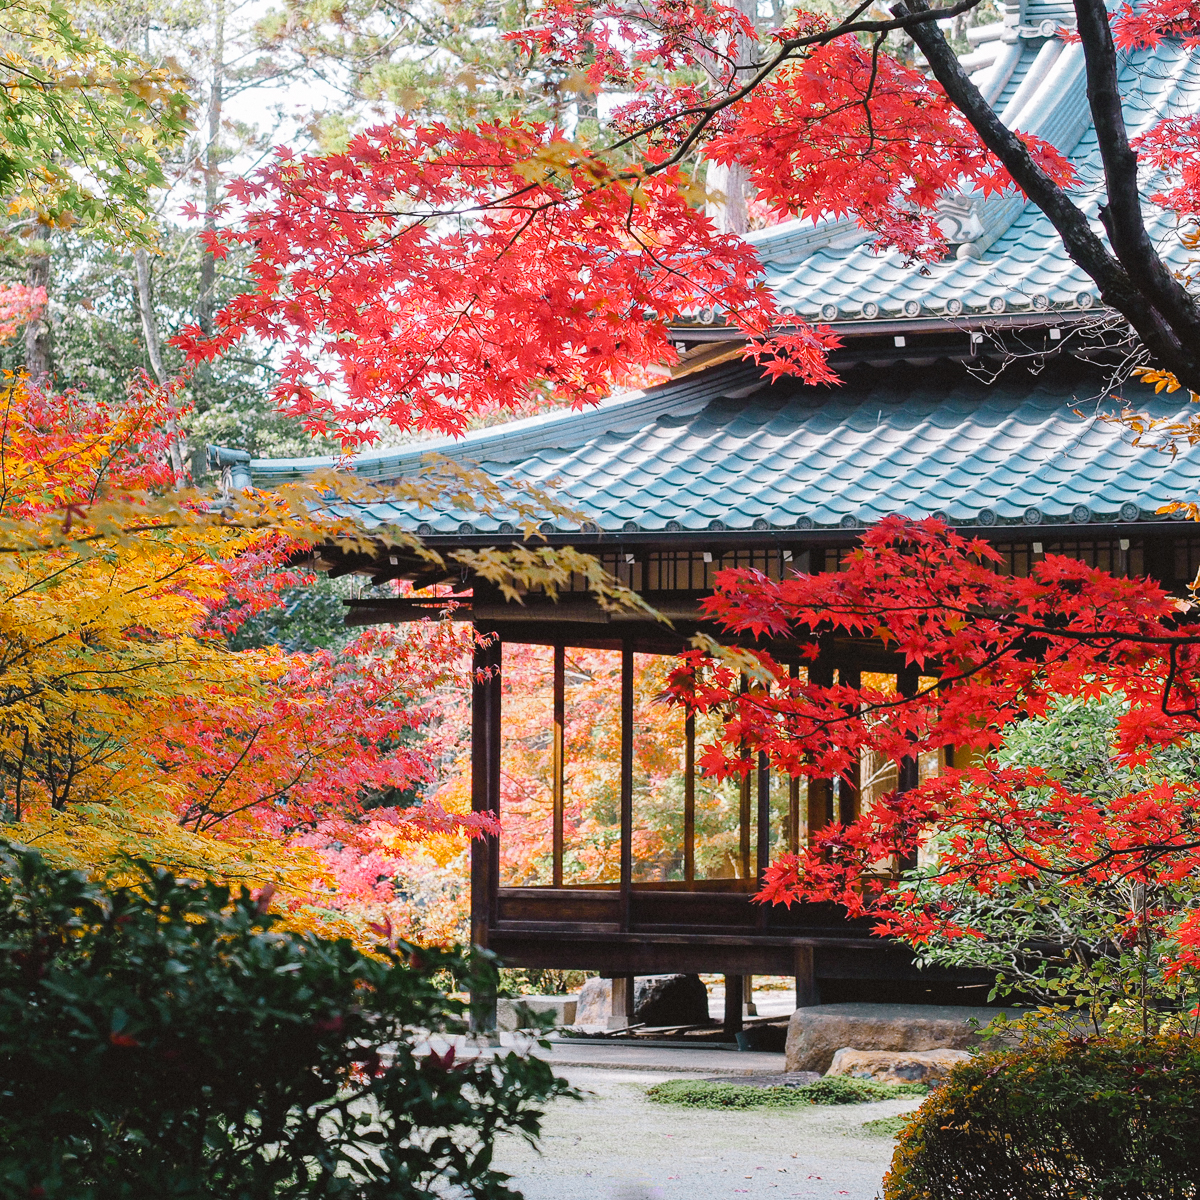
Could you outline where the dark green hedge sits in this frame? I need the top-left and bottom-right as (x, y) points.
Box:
(0, 843), (570, 1200)
(884, 1035), (1200, 1200)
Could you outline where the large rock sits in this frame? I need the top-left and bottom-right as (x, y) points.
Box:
(496, 995), (577, 1031)
(574, 974), (709, 1028)
(785, 1003), (1016, 1073)
(827, 1047), (972, 1085)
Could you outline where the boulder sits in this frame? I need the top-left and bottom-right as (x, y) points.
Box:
(785, 1003), (1017, 1073)
(634, 973), (709, 1027)
(826, 1047), (972, 1085)
(496, 995), (577, 1032)
(574, 974), (710, 1028)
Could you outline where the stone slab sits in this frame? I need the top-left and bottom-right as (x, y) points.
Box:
(497, 995), (578, 1031)
(827, 1047), (972, 1084)
(575, 973), (709, 1029)
(785, 1003), (1019, 1073)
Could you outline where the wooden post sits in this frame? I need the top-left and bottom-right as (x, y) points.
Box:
(552, 644), (565, 886)
(838, 665), (861, 825)
(807, 661), (834, 840)
(470, 631), (502, 1036)
(620, 643), (633, 929)
(794, 944), (819, 1007)
(723, 974), (744, 1035)
(684, 712), (695, 884)
(744, 974), (757, 1016)
(897, 667), (919, 872)
(756, 751), (770, 879)
(609, 974), (636, 1030)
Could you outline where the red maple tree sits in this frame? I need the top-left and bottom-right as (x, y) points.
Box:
(175, 0), (1200, 444)
(669, 517), (1200, 975)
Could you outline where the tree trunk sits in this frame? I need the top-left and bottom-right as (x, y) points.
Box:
(24, 246), (51, 385)
(198, 0), (226, 341)
(135, 248), (185, 483)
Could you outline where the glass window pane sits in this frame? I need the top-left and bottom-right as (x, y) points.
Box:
(694, 707), (745, 879)
(632, 653), (686, 882)
(499, 643), (554, 886)
(769, 768), (804, 855)
(562, 649), (622, 884)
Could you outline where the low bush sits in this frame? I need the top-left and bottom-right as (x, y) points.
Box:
(884, 1035), (1200, 1199)
(0, 843), (572, 1199)
(646, 1076), (926, 1110)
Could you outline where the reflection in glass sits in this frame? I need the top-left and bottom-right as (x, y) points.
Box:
(694, 707), (745, 878)
(632, 653), (687, 881)
(499, 643), (554, 885)
(561, 649), (622, 883)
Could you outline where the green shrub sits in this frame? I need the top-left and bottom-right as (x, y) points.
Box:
(884, 1035), (1200, 1199)
(646, 1076), (925, 1110)
(0, 843), (572, 1199)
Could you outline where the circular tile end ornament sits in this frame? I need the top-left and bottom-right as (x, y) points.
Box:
(820, 303), (838, 321)
(580, 520), (599, 533)
(903, 300), (921, 317)
(498, 521), (516, 534)
(976, 507), (998, 527)
(622, 520), (641, 533)
(699, 307), (715, 324)
(752, 517), (770, 531)
(945, 298), (964, 316)
(1070, 504), (1092, 524)
(1032, 293), (1050, 311)
(862, 302), (880, 319)
(664, 519), (683, 532)
(795, 516), (814, 530)
(458, 521), (477, 535)
(538, 520), (556, 534)
(417, 522), (434, 536)
(708, 518), (728, 532)
(1022, 507), (1043, 526)
(931, 510), (950, 524)
(839, 514), (860, 529)
(988, 296), (1006, 314)
(1119, 501), (1140, 522)
(1076, 291), (1095, 309)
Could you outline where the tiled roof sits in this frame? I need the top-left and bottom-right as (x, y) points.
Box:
(715, 9), (1200, 331)
(249, 359), (1200, 533)
(245, 2), (1200, 538)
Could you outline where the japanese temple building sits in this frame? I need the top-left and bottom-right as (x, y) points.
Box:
(239, 5), (1200, 1028)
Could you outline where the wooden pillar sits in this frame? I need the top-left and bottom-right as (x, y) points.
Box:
(794, 944), (819, 1008)
(608, 974), (636, 1030)
(807, 661), (834, 840)
(470, 630), (502, 1035)
(620, 642), (633, 929)
(552, 645), (565, 886)
(897, 667), (919, 872)
(723, 974), (744, 1035)
(756, 751), (770, 879)
(838, 665), (861, 825)
(743, 974), (757, 1016)
(684, 713), (696, 884)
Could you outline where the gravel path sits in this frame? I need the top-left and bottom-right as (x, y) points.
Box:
(493, 1066), (919, 1200)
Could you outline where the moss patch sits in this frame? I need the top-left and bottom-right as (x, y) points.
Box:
(861, 1115), (912, 1138)
(645, 1076), (927, 1110)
